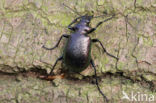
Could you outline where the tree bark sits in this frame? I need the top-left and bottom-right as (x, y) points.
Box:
(0, 0), (155, 102)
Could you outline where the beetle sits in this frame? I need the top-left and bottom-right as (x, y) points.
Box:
(42, 4), (118, 103)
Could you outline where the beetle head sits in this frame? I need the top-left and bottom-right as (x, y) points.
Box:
(80, 14), (93, 24)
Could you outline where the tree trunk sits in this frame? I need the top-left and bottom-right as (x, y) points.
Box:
(0, 0), (155, 103)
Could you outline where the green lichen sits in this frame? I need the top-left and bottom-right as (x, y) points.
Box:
(143, 74), (156, 81)
(143, 37), (153, 46)
(118, 62), (125, 70)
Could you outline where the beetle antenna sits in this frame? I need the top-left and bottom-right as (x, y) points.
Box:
(63, 3), (81, 16)
(93, 14), (107, 18)
(94, 13), (115, 18)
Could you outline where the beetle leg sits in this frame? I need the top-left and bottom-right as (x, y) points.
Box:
(90, 59), (108, 103)
(42, 34), (69, 50)
(49, 55), (63, 75)
(92, 39), (118, 60)
(87, 15), (114, 34)
(38, 56), (63, 80)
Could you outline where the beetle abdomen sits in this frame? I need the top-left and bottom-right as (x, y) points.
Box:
(64, 34), (91, 72)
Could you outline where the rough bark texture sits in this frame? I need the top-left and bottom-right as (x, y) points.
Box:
(0, 0), (156, 103)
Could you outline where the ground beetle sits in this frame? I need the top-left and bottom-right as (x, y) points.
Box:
(42, 4), (118, 103)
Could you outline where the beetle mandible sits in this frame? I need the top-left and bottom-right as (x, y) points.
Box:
(42, 4), (118, 103)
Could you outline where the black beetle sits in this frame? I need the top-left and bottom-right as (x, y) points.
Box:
(42, 4), (118, 103)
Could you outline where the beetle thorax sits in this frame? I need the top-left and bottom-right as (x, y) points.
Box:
(74, 22), (91, 34)
(78, 26), (90, 34)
